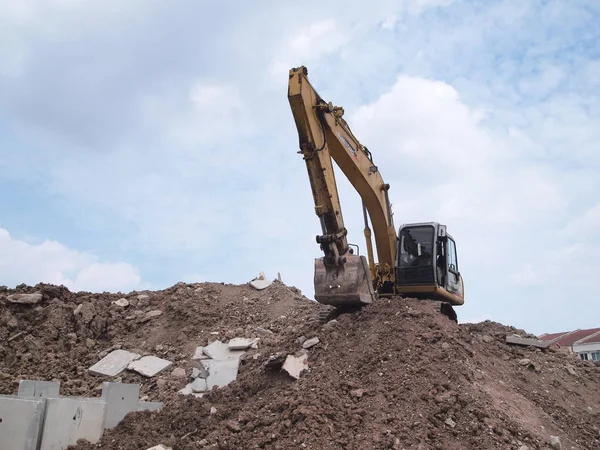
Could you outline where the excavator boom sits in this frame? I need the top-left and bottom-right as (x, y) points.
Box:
(287, 66), (397, 306)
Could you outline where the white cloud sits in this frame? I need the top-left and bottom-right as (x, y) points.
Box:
(0, 227), (142, 292)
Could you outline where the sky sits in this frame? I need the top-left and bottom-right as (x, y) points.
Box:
(1, 0), (599, 336)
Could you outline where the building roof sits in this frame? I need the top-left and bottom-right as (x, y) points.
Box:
(539, 328), (600, 346)
(576, 330), (600, 345)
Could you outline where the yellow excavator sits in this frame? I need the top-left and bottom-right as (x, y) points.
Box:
(287, 66), (464, 321)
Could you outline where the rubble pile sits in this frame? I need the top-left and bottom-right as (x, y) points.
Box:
(1, 281), (599, 450)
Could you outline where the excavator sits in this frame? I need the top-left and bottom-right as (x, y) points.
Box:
(287, 66), (464, 322)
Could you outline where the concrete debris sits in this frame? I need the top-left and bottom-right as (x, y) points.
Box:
(445, 418), (457, 428)
(228, 337), (259, 350)
(74, 304), (84, 315)
(302, 337), (320, 349)
(171, 368), (186, 378)
(101, 382), (140, 429)
(202, 359), (240, 389)
(18, 380), (60, 398)
(89, 350), (141, 377)
(127, 356), (173, 377)
(113, 298), (130, 307)
(250, 279), (272, 290)
(178, 383), (203, 398)
(518, 359), (532, 366)
(202, 340), (244, 360)
(350, 389), (364, 399)
(282, 353), (308, 380)
(137, 294), (150, 301)
(191, 378), (208, 393)
(7, 292), (42, 305)
(565, 364), (577, 376)
(518, 446), (529, 450)
(147, 445), (172, 450)
(210, 406), (217, 414)
(549, 435), (562, 450)
(505, 334), (549, 349)
(192, 346), (210, 360)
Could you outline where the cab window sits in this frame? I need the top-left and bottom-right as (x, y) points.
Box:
(399, 226), (434, 268)
(447, 237), (458, 273)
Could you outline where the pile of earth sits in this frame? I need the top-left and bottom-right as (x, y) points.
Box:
(1, 281), (599, 450)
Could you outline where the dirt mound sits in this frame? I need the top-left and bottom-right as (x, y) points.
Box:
(1, 282), (599, 450)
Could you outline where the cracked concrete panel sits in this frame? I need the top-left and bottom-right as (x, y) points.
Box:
(201, 359), (240, 389)
(89, 350), (141, 377)
(101, 382), (140, 429)
(127, 356), (172, 377)
(18, 380), (61, 399)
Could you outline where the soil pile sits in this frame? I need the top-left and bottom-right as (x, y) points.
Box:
(1, 282), (599, 450)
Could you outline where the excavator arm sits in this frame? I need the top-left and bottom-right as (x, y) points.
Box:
(287, 66), (397, 306)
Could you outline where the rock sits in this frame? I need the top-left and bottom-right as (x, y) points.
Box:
(226, 420), (242, 432)
(282, 354), (308, 380)
(323, 319), (338, 329)
(350, 389), (364, 399)
(86, 338), (95, 348)
(302, 337), (320, 349)
(518, 446), (529, 450)
(198, 439), (208, 446)
(171, 368), (186, 378)
(156, 378), (168, 388)
(265, 353), (286, 368)
(445, 418), (456, 428)
(7, 293), (42, 305)
(147, 445), (172, 450)
(138, 294), (150, 300)
(518, 359), (532, 366)
(441, 342), (450, 350)
(481, 334), (494, 343)
(74, 304), (84, 315)
(191, 378), (208, 393)
(565, 364), (577, 376)
(113, 298), (130, 307)
(210, 406), (217, 414)
(250, 279), (272, 290)
(145, 310), (163, 319)
(549, 435), (562, 450)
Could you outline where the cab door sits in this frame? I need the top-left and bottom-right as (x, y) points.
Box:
(446, 236), (461, 296)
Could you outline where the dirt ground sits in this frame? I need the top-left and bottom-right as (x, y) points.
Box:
(1, 281), (599, 450)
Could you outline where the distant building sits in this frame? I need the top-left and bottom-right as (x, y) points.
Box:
(539, 328), (600, 361)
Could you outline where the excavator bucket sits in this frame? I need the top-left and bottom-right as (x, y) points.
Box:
(314, 254), (376, 307)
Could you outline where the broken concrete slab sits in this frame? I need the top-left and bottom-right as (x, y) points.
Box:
(39, 397), (107, 450)
(302, 337), (320, 349)
(101, 382), (140, 429)
(192, 365), (209, 379)
(7, 293), (42, 305)
(228, 338), (259, 350)
(18, 380), (60, 399)
(171, 367), (186, 377)
(505, 335), (549, 349)
(202, 340), (244, 360)
(250, 279), (272, 290)
(192, 347), (210, 360)
(201, 359), (240, 389)
(191, 378), (208, 393)
(127, 356), (172, 377)
(0, 396), (46, 450)
(89, 350), (141, 377)
(282, 354), (308, 380)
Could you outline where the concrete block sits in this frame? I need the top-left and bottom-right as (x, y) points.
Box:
(18, 380), (61, 398)
(137, 401), (164, 412)
(40, 397), (107, 450)
(101, 382), (140, 429)
(202, 340), (244, 360)
(505, 335), (550, 349)
(89, 350), (141, 377)
(0, 396), (46, 450)
(201, 358), (240, 389)
(127, 356), (172, 377)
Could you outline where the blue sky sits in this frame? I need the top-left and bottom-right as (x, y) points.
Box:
(1, 0), (599, 335)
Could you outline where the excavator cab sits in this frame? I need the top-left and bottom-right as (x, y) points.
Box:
(395, 222), (464, 306)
